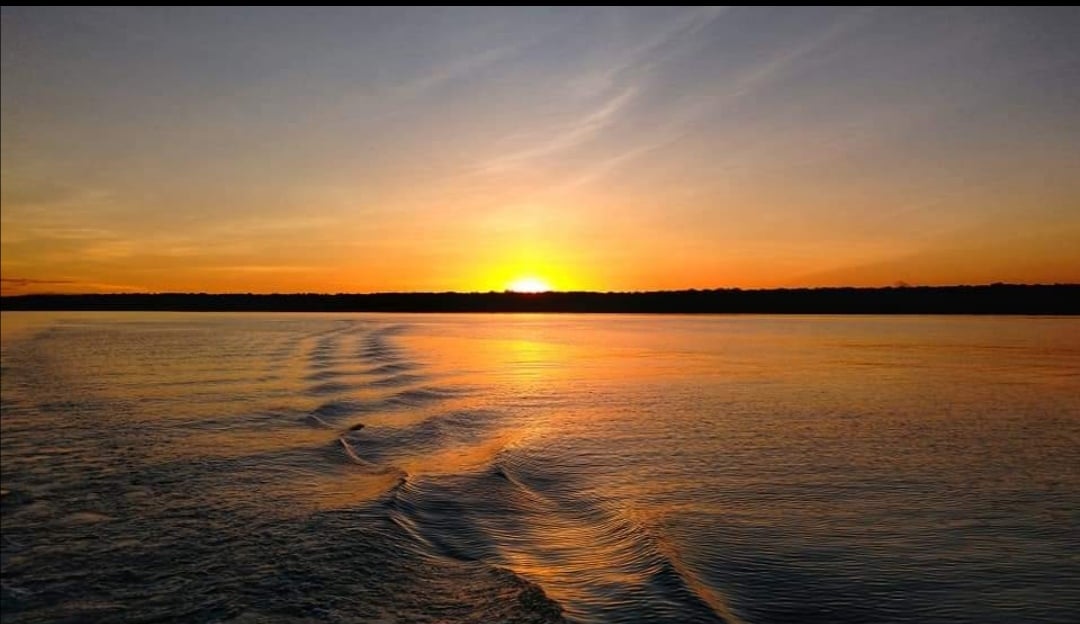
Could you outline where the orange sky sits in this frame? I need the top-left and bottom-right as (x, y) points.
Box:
(3, 7), (1079, 295)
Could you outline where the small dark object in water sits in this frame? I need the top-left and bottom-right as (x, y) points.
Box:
(347, 422), (365, 431)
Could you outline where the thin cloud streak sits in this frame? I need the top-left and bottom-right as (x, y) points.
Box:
(478, 87), (640, 173)
(473, 8), (729, 182)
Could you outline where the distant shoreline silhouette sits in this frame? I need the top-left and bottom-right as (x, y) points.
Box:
(1, 284), (1077, 314)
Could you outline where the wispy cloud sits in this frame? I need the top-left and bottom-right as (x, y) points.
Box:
(0, 275), (145, 295)
(479, 87), (639, 173)
(567, 7), (729, 99)
(202, 265), (315, 273)
(555, 141), (670, 192)
(724, 8), (875, 103)
(473, 8), (730, 179)
(392, 43), (522, 100)
(1, 277), (79, 286)
(559, 8), (880, 191)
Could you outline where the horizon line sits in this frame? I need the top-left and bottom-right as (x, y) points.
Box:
(3, 282), (1078, 298)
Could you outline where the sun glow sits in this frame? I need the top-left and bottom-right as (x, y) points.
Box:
(507, 276), (552, 293)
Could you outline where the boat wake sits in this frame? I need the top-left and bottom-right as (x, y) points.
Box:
(0, 317), (739, 624)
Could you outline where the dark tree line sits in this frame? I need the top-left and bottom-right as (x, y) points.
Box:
(1, 284), (1076, 314)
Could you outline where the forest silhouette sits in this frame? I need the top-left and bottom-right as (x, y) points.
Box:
(1, 284), (1076, 314)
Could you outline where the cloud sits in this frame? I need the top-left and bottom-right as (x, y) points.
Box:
(561, 8), (881, 190)
(472, 8), (731, 178)
(202, 265), (315, 273)
(479, 87), (639, 173)
(0, 276), (145, 295)
(1, 277), (79, 286)
(569, 6), (729, 98)
(393, 43), (523, 99)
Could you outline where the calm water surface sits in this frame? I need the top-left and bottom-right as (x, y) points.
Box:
(1, 313), (1077, 623)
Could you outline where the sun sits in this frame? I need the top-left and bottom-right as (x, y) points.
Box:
(507, 276), (552, 293)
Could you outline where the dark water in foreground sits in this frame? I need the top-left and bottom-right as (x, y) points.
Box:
(1, 313), (1077, 623)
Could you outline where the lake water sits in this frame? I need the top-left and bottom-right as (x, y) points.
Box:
(1, 312), (1077, 623)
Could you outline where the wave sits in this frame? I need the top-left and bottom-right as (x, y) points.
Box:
(305, 381), (357, 396)
(304, 369), (342, 382)
(380, 457), (737, 624)
(368, 372), (429, 388)
(364, 362), (417, 375)
(387, 386), (471, 406)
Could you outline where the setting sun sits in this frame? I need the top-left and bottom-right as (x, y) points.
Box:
(507, 277), (552, 293)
